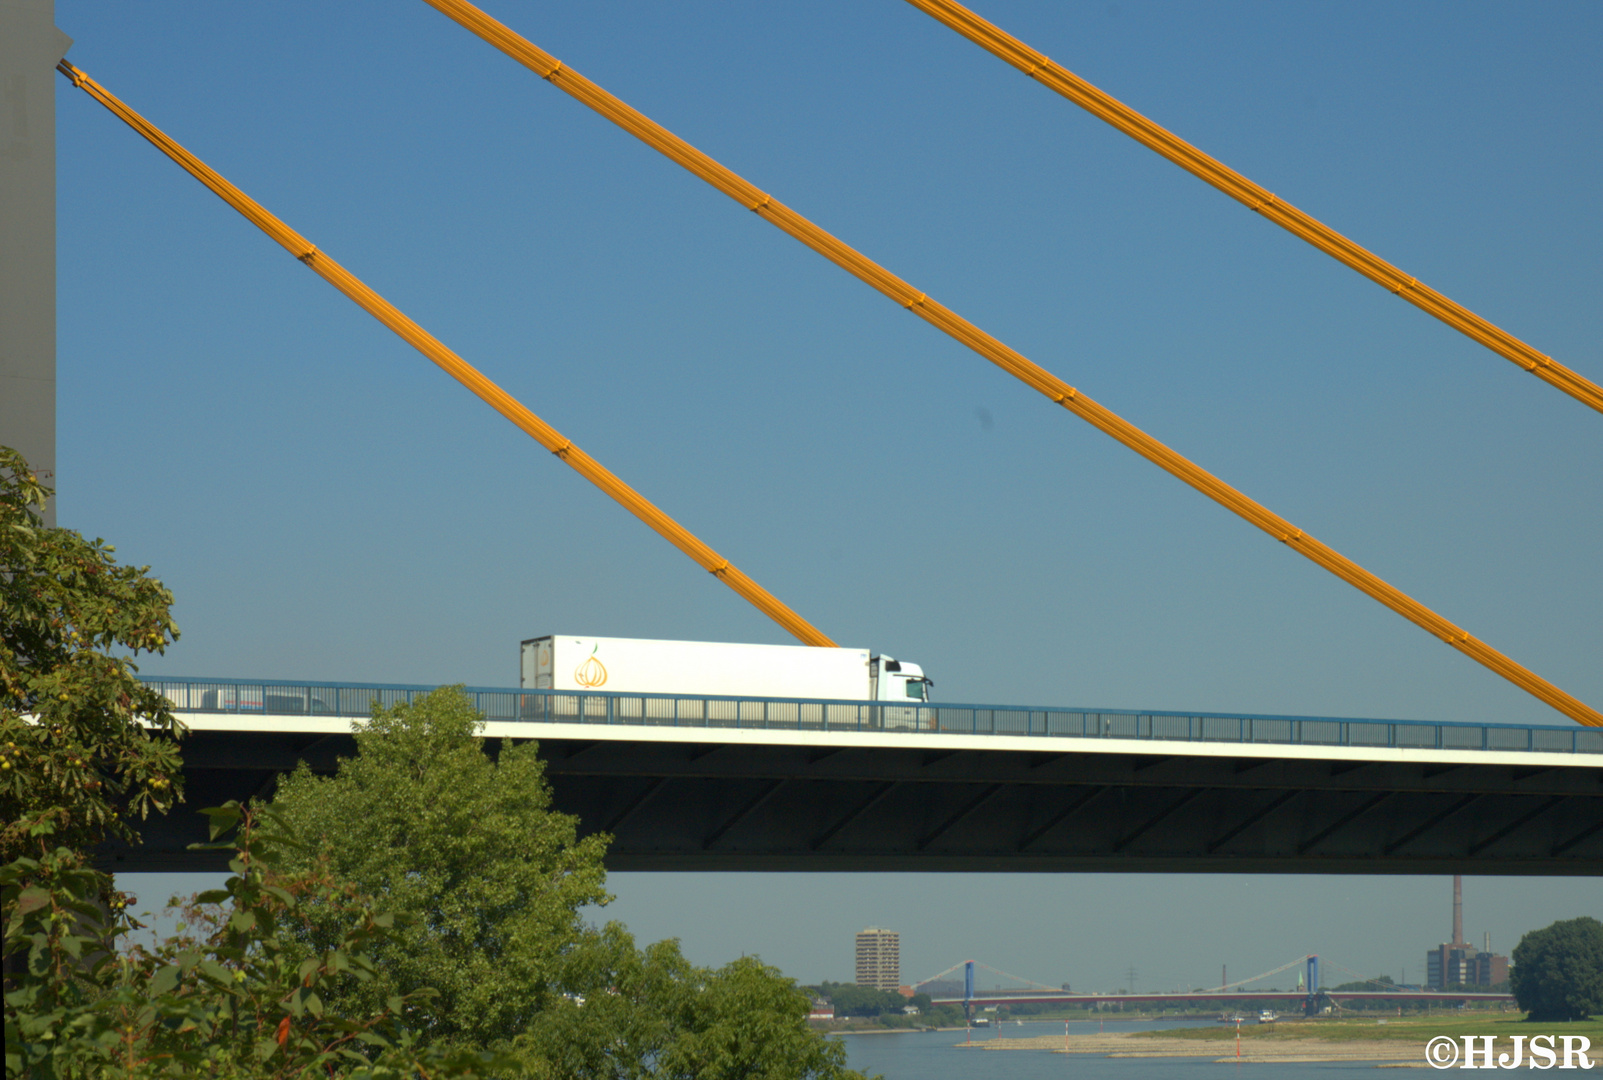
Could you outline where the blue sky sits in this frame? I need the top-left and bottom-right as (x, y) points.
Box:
(56, 1), (1599, 986)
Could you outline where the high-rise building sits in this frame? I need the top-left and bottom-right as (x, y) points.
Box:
(855, 928), (900, 990)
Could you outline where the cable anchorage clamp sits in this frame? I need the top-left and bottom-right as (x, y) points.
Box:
(902, 292), (928, 310)
(296, 246), (320, 266)
(708, 560), (731, 577)
(541, 61), (564, 82)
(550, 440), (574, 459)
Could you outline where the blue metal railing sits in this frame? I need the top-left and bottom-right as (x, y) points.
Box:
(137, 676), (1603, 755)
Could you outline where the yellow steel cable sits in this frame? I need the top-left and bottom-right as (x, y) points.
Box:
(902, 0), (1603, 416)
(56, 59), (834, 649)
(420, 0), (1602, 727)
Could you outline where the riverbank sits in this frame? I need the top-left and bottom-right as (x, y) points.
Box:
(960, 1031), (1424, 1064)
(958, 1014), (1602, 1065)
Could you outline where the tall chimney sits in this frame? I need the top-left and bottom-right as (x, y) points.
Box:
(1452, 875), (1464, 946)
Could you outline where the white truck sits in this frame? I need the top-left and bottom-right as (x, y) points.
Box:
(519, 635), (933, 702)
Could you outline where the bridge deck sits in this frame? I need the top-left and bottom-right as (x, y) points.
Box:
(142, 677), (1603, 756)
(929, 991), (1514, 1007)
(105, 678), (1603, 875)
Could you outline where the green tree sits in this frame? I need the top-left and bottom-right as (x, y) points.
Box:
(4, 802), (504, 1078)
(3, 444), (183, 1052)
(813, 982), (906, 1018)
(268, 686), (611, 1049)
(269, 689), (867, 1078)
(520, 923), (865, 1080)
(0, 445), (183, 869)
(1511, 916), (1603, 1021)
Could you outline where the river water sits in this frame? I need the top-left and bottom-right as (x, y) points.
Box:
(838, 1018), (1392, 1078)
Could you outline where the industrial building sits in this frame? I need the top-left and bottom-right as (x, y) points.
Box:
(855, 928), (900, 991)
(1425, 876), (1509, 989)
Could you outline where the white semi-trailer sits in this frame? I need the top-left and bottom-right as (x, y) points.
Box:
(519, 635), (933, 702)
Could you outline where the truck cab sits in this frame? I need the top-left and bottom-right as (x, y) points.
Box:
(869, 656), (932, 702)
(869, 656), (933, 731)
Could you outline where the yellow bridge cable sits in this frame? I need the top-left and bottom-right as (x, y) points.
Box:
(56, 59), (834, 650)
(902, 0), (1603, 416)
(420, 0), (1602, 727)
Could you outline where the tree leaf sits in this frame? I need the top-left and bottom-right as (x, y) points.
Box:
(262, 885), (296, 908)
(148, 964), (180, 996)
(197, 959), (233, 986)
(15, 886), (52, 916)
(199, 804), (242, 840)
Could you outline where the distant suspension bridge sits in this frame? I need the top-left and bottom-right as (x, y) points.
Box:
(913, 955), (1513, 1016)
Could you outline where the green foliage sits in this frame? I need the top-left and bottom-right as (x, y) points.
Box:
(2, 445), (188, 1073)
(811, 982), (908, 1018)
(269, 690), (867, 1077)
(0, 446), (182, 866)
(520, 923), (866, 1080)
(1512, 916), (1603, 1021)
(267, 686), (612, 1048)
(3, 802), (505, 1078)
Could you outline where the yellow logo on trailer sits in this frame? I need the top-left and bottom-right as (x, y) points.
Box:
(574, 645), (607, 688)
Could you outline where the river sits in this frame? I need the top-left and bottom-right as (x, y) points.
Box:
(838, 1017), (1393, 1078)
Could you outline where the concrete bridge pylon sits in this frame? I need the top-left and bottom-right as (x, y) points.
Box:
(0, 0), (72, 523)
